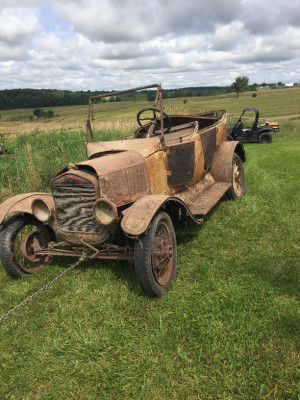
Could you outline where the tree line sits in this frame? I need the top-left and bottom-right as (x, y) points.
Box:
(0, 88), (106, 110)
(0, 78), (257, 110)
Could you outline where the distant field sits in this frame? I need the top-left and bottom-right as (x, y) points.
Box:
(0, 87), (299, 399)
(0, 86), (300, 137)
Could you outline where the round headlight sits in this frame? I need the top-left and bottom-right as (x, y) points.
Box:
(32, 199), (51, 222)
(93, 199), (118, 226)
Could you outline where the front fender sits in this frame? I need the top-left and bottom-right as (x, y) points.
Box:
(0, 193), (54, 226)
(121, 195), (194, 237)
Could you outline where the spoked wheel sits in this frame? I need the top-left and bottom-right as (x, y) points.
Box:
(226, 153), (245, 199)
(134, 211), (177, 297)
(0, 213), (55, 278)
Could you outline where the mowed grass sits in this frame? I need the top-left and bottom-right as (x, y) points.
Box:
(0, 89), (299, 399)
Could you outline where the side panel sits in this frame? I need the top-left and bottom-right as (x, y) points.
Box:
(216, 117), (227, 146)
(99, 162), (150, 206)
(182, 134), (205, 185)
(200, 127), (217, 170)
(145, 151), (171, 195)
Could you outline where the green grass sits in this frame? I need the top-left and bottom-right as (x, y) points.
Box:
(0, 91), (299, 399)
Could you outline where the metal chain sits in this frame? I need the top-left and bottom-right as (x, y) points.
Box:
(0, 252), (87, 325)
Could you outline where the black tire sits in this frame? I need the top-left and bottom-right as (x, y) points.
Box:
(227, 134), (233, 141)
(259, 132), (272, 144)
(134, 211), (177, 297)
(226, 153), (245, 200)
(0, 213), (55, 278)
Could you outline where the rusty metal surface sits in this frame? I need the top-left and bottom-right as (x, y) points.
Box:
(99, 164), (150, 206)
(121, 195), (170, 236)
(86, 136), (161, 159)
(216, 116), (227, 146)
(211, 141), (245, 183)
(35, 241), (134, 261)
(36, 248), (134, 261)
(51, 220), (110, 245)
(121, 194), (202, 236)
(51, 170), (103, 235)
(89, 84), (161, 103)
(52, 183), (100, 234)
(0, 193), (55, 226)
(167, 141), (195, 187)
(176, 172), (215, 205)
(12, 218), (52, 274)
(77, 151), (150, 207)
(79, 150), (145, 175)
(187, 182), (231, 215)
(51, 171), (98, 189)
(200, 127), (217, 170)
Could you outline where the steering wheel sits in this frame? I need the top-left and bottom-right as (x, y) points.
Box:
(136, 108), (172, 137)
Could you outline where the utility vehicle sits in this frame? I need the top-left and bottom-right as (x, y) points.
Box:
(227, 108), (279, 143)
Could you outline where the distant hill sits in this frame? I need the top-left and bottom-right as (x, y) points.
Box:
(0, 86), (228, 110)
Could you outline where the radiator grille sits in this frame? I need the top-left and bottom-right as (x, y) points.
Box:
(52, 184), (101, 233)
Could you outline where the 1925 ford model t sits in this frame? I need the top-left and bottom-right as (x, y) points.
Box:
(0, 84), (246, 297)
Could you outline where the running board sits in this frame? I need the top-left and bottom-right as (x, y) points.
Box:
(176, 177), (231, 216)
(188, 182), (231, 215)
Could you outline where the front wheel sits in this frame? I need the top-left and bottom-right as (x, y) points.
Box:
(226, 153), (245, 200)
(134, 211), (177, 297)
(0, 213), (55, 278)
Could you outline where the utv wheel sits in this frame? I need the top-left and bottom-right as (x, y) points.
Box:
(134, 211), (177, 297)
(0, 213), (55, 278)
(259, 132), (272, 144)
(226, 153), (245, 200)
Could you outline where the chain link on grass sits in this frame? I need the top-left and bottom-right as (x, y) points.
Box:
(0, 252), (87, 325)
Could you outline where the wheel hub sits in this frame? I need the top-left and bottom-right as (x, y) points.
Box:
(20, 232), (44, 262)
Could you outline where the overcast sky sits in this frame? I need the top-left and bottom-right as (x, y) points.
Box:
(0, 0), (300, 91)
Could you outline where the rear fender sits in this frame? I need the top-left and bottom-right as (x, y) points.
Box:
(0, 193), (54, 227)
(211, 141), (245, 183)
(121, 195), (195, 237)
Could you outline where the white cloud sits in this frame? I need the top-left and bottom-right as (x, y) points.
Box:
(0, 7), (41, 44)
(50, 0), (243, 43)
(0, 0), (299, 90)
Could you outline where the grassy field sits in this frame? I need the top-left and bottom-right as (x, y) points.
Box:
(0, 88), (299, 399)
(1, 86), (300, 137)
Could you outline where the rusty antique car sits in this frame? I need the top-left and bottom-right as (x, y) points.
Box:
(0, 84), (246, 297)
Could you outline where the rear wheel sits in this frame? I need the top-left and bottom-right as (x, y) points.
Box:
(0, 213), (55, 278)
(134, 211), (177, 297)
(259, 132), (272, 144)
(226, 153), (245, 199)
